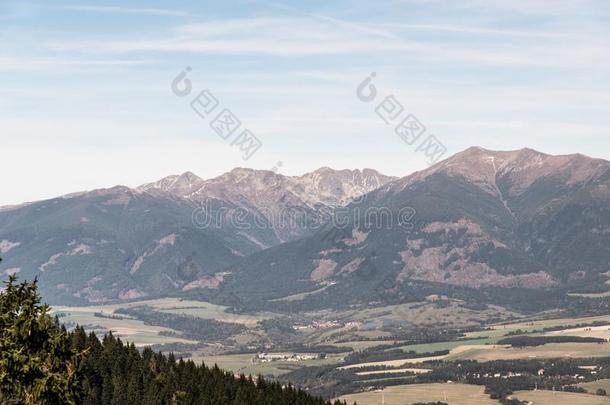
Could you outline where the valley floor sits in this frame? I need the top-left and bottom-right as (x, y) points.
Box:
(52, 296), (610, 403)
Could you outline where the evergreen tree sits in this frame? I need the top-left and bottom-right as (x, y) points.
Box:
(0, 271), (351, 405)
(0, 273), (80, 404)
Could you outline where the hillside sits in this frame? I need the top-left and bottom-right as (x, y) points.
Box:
(0, 148), (608, 309)
(0, 168), (392, 304)
(0, 273), (348, 405)
(217, 148), (610, 310)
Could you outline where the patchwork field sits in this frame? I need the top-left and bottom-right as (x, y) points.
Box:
(339, 354), (448, 370)
(398, 336), (501, 354)
(52, 296), (610, 404)
(332, 340), (395, 351)
(190, 352), (345, 377)
(490, 314), (610, 332)
(136, 298), (275, 327)
(542, 324), (610, 340)
(340, 344), (509, 370)
(339, 383), (500, 405)
(455, 342), (610, 361)
(354, 368), (431, 376)
(327, 300), (518, 329)
(51, 297), (280, 348)
(578, 379), (610, 395)
(397, 315), (610, 361)
(511, 390), (609, 405)
(51, 305), (197, 347)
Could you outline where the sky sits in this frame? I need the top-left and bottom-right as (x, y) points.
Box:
(1, 0), (610, 206)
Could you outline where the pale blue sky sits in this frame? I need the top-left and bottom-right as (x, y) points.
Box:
(1, 0), (609, 205)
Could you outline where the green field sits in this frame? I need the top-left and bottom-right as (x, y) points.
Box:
(55, 297), (274, 326)
(512, 390), (609, 405)
(454, 342), (610, 361)
(398, 336), (500, 354)
(489, 314), (610, 332)
(50, 305), (197, 347)
(339, 383), (500, 405)
(400, 314), (610, 360)
(578, 379), (610, 395)
(331, 340), (402, 351)
(52, 296), (610, 399)
(310, 300), (520, 351)
(332, 300), (518, 329)
(354, 368), (431, 376)
(191, 352), (346, 377)
(51, 297), (277, 347)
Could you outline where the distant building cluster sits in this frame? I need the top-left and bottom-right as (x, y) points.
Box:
(254, 353), (318, 363)
(292, 320), (363, 331)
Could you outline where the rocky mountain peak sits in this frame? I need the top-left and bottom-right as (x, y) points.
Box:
(137, 171), (205, 197)
(395, 147), (608, 199)
(296, 168), (396, 206)
(138, 167), (395, 208)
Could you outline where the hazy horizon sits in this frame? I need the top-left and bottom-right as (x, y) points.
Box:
(2, 145), (609, 208)
(2, 0), (609, 205)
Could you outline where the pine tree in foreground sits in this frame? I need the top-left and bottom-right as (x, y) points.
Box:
(0, 272), (80, 404)
(0, 270), (351, 405)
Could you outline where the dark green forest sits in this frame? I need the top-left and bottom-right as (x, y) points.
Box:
(0, 269), (350, 405)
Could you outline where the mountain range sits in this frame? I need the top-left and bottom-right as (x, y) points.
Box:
(0, 167), (392, 303)
(1, 147), (608, 308)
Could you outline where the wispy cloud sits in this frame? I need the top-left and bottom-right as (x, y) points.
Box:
(43, 16), (610, 69)
(268, 3), (396, 39)
(381, 23), (579, 40)
(0, 55), (156, 71)
(46, 17), (422, 55)
(1, 0), (609, 205)
(48, 4), (190, 17)
(453, 0), (610, 18)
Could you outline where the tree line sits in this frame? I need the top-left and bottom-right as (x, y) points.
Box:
(0, 271), (351, 405)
